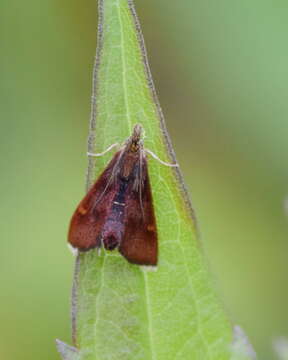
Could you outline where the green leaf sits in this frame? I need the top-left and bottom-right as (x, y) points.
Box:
(66, 0), (255, 359)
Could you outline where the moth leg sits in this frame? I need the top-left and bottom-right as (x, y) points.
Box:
(87, 143), (119, 157)
(97, 236), (104, 256)
(145, 149), (178, 167)
(67, 243), (78, 256)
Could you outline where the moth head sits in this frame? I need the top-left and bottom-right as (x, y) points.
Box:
(129, 123), (143, 152)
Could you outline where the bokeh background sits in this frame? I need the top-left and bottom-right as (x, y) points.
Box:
(1, 1), (287, 359)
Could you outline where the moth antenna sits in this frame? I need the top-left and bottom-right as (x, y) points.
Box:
(141, 128), (146, 140)
(91, 147), (125, 211)
(87, 143), (119, 157)
(139, 149), (145, 219)
(145, 149), (178, 167)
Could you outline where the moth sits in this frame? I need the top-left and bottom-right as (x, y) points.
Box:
(68, 124), (177, 266)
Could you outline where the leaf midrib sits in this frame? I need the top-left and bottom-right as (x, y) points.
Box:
(117, 0), (132, 134)
(116, 2), (155, 359)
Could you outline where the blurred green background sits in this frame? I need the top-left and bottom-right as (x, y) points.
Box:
(1, 1), (287, 359)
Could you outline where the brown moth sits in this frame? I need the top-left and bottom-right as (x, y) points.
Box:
(68, 124), (177, 266)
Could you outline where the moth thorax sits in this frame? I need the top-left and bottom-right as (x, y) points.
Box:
(130, 141), (140, 153)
